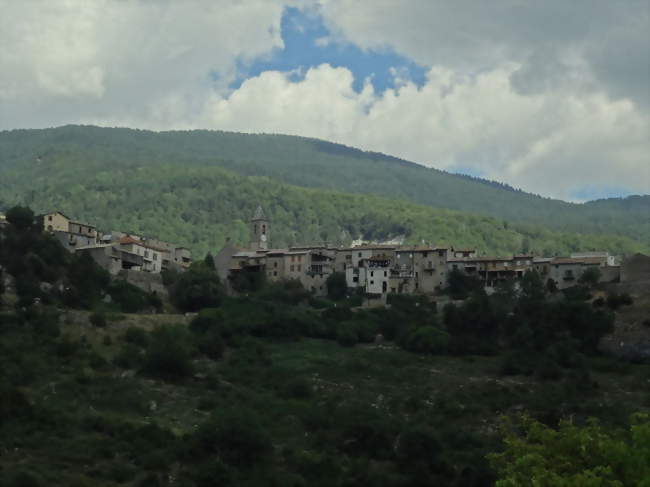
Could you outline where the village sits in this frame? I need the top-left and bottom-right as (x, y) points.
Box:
(217, 206), (647, 301)
(4, 207), (646, 301)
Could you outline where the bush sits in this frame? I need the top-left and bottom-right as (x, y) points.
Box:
(336, 326), (358, 347)
(402, 326), (449, 354)
(326, 272), (347, 300)
(143, 325), (194, 380)
(90, 312), (107, 328)
(172, 262), (223, 312)
(107, 280), (150, 313)
(197, 329), (225, 361)
(123, 326), (149, 347)
(113, 343), (143, 369)
(5, 206), (35, 231)
(190, 308), (225, 335)
(0, 382), (32, 425)
(606, 292), (634, 310)
(190, 409), (273, 468)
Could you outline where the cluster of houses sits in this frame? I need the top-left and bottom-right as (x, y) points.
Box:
(37, 211), (192, 275)
(216, 206), (644, 299)
(2, 206), (647, 300)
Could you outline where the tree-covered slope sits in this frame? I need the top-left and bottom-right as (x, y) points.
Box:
(0, 125), (648, 244)
(0, 152), (646, 258)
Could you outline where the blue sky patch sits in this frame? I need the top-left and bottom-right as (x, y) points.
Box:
(569, 185), (635, 202)
(229, 7), (428, 94)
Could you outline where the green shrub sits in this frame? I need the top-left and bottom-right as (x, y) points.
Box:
(0, 382), (32, 425)
(89, 312), (106, 328)
(190, 308), (224, 335)
(282, 378), (313, 400)
(197, 329), (225, 361)
(326, 272), (347, 300)
(107, 280), (150, 313)
(113, 343), (143, 369)
(336, 326), (358, 347)
(142, 325), (194, 380)
(123, 326), (148, 347)
(402, 326), (449, 354)
(172, 262), (223, 312)
(190, 409), (273, 468)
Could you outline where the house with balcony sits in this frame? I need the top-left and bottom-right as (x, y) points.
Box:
(391, 246), (448, 294)
(39, 211), (98, 252)
(548, 253), (619, 290)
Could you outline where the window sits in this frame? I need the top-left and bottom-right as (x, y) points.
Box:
(384, 271), (387, 277)
(370, 280), (374, 285)
(452, 264), (458, 270)
(48, 215), (52, 221)
(153, 253), (157, 260)
(353, 276), (359, 283)
(371, 271), (374, 277)
(273, 271), (277, 276)
(144, 250), (149, 258)
(438, 250), (444, 257)
(291, 256), (295, 262)
(358, 252), (362, 257)
(297, 265), (302, 271)
(290, 265), (294, 272)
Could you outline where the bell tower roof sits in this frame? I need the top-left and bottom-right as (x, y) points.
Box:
(252, 205), (266, 221)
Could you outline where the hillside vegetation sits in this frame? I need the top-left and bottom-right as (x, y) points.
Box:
(1, 213), (649, 486)
(0, 125), (648, 253)
(0, 155), (648, 258)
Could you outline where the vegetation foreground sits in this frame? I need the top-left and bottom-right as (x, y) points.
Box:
(1, 208), (649, 486)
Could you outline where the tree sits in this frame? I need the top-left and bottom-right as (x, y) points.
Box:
(5, 206), (35, 231)
(172, 262), (223, 312)
(143, 325), (194, 380)
(204, 252), (216, 271)
(446, 268), (482, 300)
(326, 272), (347, 300)
(489, 414), (650, 487)
(579, 267), (602, 288)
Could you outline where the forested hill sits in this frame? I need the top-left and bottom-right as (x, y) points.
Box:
(0, 147), (647, 258)
(0, 125), (648, 244)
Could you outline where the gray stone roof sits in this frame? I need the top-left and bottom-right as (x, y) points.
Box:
(252, 205), (266, 221)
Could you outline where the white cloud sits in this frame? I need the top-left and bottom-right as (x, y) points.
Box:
(0, 0), (288, 127)
(203, 63), (649, 200)
(0, 0), (647, 201)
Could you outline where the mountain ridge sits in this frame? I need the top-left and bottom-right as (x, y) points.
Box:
(0, 125), (647, 256)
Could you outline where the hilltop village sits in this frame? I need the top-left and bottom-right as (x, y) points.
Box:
(4, 207), (647, 301)
(216, 206), (647, 301)
(1, 210), (193, 294)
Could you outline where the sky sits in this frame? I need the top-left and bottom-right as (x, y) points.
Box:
(0, 0), (648, 202)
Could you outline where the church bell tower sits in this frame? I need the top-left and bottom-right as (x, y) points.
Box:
(250, 205), (269, 251)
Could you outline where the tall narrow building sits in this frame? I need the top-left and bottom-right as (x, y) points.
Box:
(250, 205), (269, 251)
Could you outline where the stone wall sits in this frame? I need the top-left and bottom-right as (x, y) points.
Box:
(621, 253), (650, 283)
(118, 269), (168, 297)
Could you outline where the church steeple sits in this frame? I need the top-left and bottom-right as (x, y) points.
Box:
(250, 205), (269, 251)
